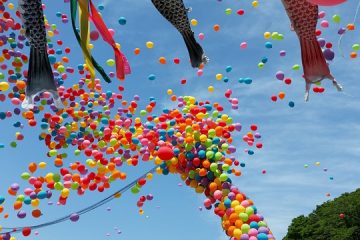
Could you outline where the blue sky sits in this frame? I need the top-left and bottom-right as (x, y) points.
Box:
(0, 0), (359, 239)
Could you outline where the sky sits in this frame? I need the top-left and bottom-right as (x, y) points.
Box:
(0, 0), (360, 239)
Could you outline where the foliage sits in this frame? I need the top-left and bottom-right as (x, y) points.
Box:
(284, 189), (360, 240)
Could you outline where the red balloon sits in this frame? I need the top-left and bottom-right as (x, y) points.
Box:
(157, 146), (174, 161)
(90, 30), (99, 41)
(22, 227), (31, 236)
(306, 0), (346, 6)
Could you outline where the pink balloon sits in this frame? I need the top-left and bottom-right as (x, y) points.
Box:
(307, 0), (346, 6)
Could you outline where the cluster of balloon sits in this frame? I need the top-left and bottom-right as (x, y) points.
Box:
(0, 1), (276, 239)
(0, 0), (356, 238)
(224, 89), (239, 110)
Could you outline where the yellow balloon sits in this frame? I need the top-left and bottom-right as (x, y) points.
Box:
(156, 167), (162, 175)
(146, 172), (153, 180)
(61, 188), (70, 198)
(8, 3), (14, 10)
(154, 157), (163, 165)
(146, 41), (154, 49)
(195, 185), (204, 193)
(191, 19), (198, 26)
(31, 199), (40, 207)
(233, 229), (242, 239)
(0, 82), (10, 91)
(47, 31), (54, 37)
(38, 162), (47, 169)
(264, 32), (271, 39)
(45, 173), (54, 183)
(216, 73), (223, 81)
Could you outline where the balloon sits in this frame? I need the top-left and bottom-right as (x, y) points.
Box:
(0, 2), (285, 240)
(32, 209), (42, 218)
(157, 146), (174, 161)
(146, 41), (154, 48)
(90, 30), (99, 41)
(69, 213), (80, 222)
(118, 17), (127, 25)
(22, 227), (31, 237)
(0, 82), (9, 91)
(307, 0), (346, 6)
(190, 19), (198, 26)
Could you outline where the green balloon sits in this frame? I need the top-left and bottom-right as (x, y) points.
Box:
(214, 152), (223, 161)
(246, 206), (254, 215)
(239, 213), (250, 222)
(131, 186), (140, 194)
(210, 163), (218, 172)
(352, 44), (360, 51)
(71, 182), (79, 190)
(53, 174), (61, 182)
(332, 15), (341, 23)
(21, 172), (31, 180)
(241, 223), (250, 233)
(16, 195), (25, 202)
(54, 182), (64, 191)
(219, 173), (228, 182)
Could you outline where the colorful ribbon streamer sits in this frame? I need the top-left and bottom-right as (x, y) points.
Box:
(88, 0), (131, 80)
(70, 0), (111, 83)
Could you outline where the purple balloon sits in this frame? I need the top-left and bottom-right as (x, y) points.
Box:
(146, 194), (154, 201)
(338, 27), (346, 35)
(258, 227), (270, 234)
(318, 38), (326, 48)
(275, 71), (285, 80)
(17, 211), (26, 219)
(241, 234), (250, 240)
(1, 233), (11, 240)
(323, 49), (335, 61)
(69, 213), (80, 222)
(10, 183), (20, 191)
(228, 192), (236, 200)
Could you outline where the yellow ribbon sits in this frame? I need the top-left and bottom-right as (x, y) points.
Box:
(78, 0), (96, 82)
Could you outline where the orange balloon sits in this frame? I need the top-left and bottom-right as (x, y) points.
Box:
(170, 95), (177, 101)
(16, 80), (26, 90)
(278, 92), (286, 100)
(28, 162), (37, 173)
(32, 209), (42, 218)
(134, 48), (140, 55)
(13, 201), (22, 210)
(54, 158), (63, 167)
(213, 24), (220, 32)
(7, 188), (17, 196)
(209, 182), (218, 192)
(159, 57), (167, 64)
(199, 168), (207, 177)
(347, 24), (355, 31)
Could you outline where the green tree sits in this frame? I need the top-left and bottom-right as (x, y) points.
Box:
(284, 189), (360, 240)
